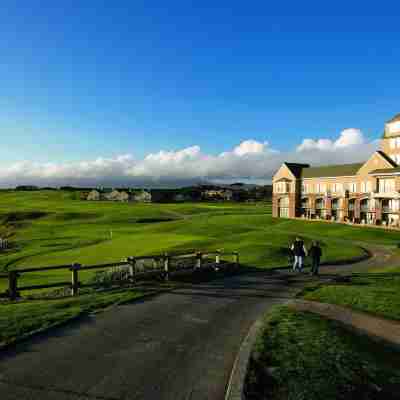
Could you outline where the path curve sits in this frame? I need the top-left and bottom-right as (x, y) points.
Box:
(0, 247), (391, 400)
(289, 299), (400, 349)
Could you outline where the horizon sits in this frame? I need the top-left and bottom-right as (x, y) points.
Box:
(1, 2), (399, 187)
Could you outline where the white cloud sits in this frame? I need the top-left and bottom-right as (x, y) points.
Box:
(0, 129), (380, 187)
(232, 139), (267, 156)
(296, 128), (365, 152)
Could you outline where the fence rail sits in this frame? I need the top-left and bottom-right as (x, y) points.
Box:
(0, 250), (239, 300)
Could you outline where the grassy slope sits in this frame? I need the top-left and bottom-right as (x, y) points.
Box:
(0, 288), (143, 347)
(302, 266), (400, 320)
(246, 306), (400, 400)
(2, 190), (400, 292)
(0, 191), (398, 290)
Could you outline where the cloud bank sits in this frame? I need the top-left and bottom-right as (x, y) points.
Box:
(0, 129), (379, 187)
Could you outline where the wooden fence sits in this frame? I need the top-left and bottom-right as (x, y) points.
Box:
(0, 238), (9, 250)
(0, 250), (239, 300)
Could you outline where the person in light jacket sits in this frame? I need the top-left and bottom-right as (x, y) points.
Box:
(290, 237), (307, 272)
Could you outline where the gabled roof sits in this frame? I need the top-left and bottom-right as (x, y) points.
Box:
(284, 163), (310, 178)
(301, 163), (364, 178)
(376, 150), (398, 167)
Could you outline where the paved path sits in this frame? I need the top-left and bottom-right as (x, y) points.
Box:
(0, 248), (394, 400)
(0, 271), (308, 400)
(290, 299), (400, 349)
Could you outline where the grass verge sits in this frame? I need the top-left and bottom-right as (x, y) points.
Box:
(245, 306), (400, 400)
(300, 267), (400, 321)
(0, 288), (145, 348)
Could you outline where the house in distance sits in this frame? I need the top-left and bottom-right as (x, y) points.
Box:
(272, 113), (400, 227)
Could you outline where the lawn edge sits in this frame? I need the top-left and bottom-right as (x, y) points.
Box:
(0, 286), (174, 352)
(288, 299), (400, 350)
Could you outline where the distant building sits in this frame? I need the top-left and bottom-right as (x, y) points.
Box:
(131, 190), (152, 202)
(87, 190), (101, 201)
(87, 189), (129, 202)
(104, 190), (130, 202)
(202, 189), (233, 201)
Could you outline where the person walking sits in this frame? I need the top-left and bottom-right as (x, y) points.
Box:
(309, 241), (322, 276)
(290, 237), (307, 272)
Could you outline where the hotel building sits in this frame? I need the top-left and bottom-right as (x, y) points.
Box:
(272, 114), (400, 227)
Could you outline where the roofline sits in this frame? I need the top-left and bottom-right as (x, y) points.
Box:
(375, 150), (398, 167)
(369, 172), (400, 176)
(302, 175), (358, 180)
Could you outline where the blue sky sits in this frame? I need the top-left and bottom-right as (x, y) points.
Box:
(0, 2), (399, 185)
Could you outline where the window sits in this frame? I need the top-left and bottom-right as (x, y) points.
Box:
(361, 181), (371, 193)
(316, 183), (327, 193)
(333, 183), (342, 193)
(390, 138), (396, 149)
(379, 179), (395, 193)
(275, 182), (289, 193)
(302, 183), (313, 194)
(348, 182), (357, 193)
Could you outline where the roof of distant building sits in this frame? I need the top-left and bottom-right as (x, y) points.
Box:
(284, 163), (310, 178)
(301, 162), (364, 178)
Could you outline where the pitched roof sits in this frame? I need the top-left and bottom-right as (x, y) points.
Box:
(369, 167), (400, 175)
(284, 163), (310, 178)
(301, 163), (364, 178)
(388, 113), (400, 123)
(376, 150), (397, 167)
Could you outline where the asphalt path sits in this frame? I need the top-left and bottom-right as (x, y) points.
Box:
(0, 249), (393, 400)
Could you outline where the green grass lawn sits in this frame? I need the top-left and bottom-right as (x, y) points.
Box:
(301, 266), (400, 320)
(1, 190), (400, 293)
(245, 306), (400, 400)
(0, 288), (143, 347)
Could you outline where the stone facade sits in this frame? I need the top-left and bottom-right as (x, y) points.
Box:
(272, 114), (400, 227)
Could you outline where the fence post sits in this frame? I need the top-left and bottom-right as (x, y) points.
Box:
(70, 263), (81, 296)
(233, 251), (239, 266)
(8, 271), (19, 300)
(127, 257), (136, 283)
(164, 254), (169, 281)
(196, 252), (202, 269)
(215, 250), (221, 265)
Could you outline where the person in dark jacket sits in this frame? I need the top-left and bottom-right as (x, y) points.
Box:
(309, 241), (322, 276)
(290, 237), (307, 272)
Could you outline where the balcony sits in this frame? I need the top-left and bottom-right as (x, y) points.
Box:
(360, 206), (373, 213)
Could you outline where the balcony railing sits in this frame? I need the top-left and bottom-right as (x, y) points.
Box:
(382, 207), (397, 213)
(360, 206), (372, 213)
